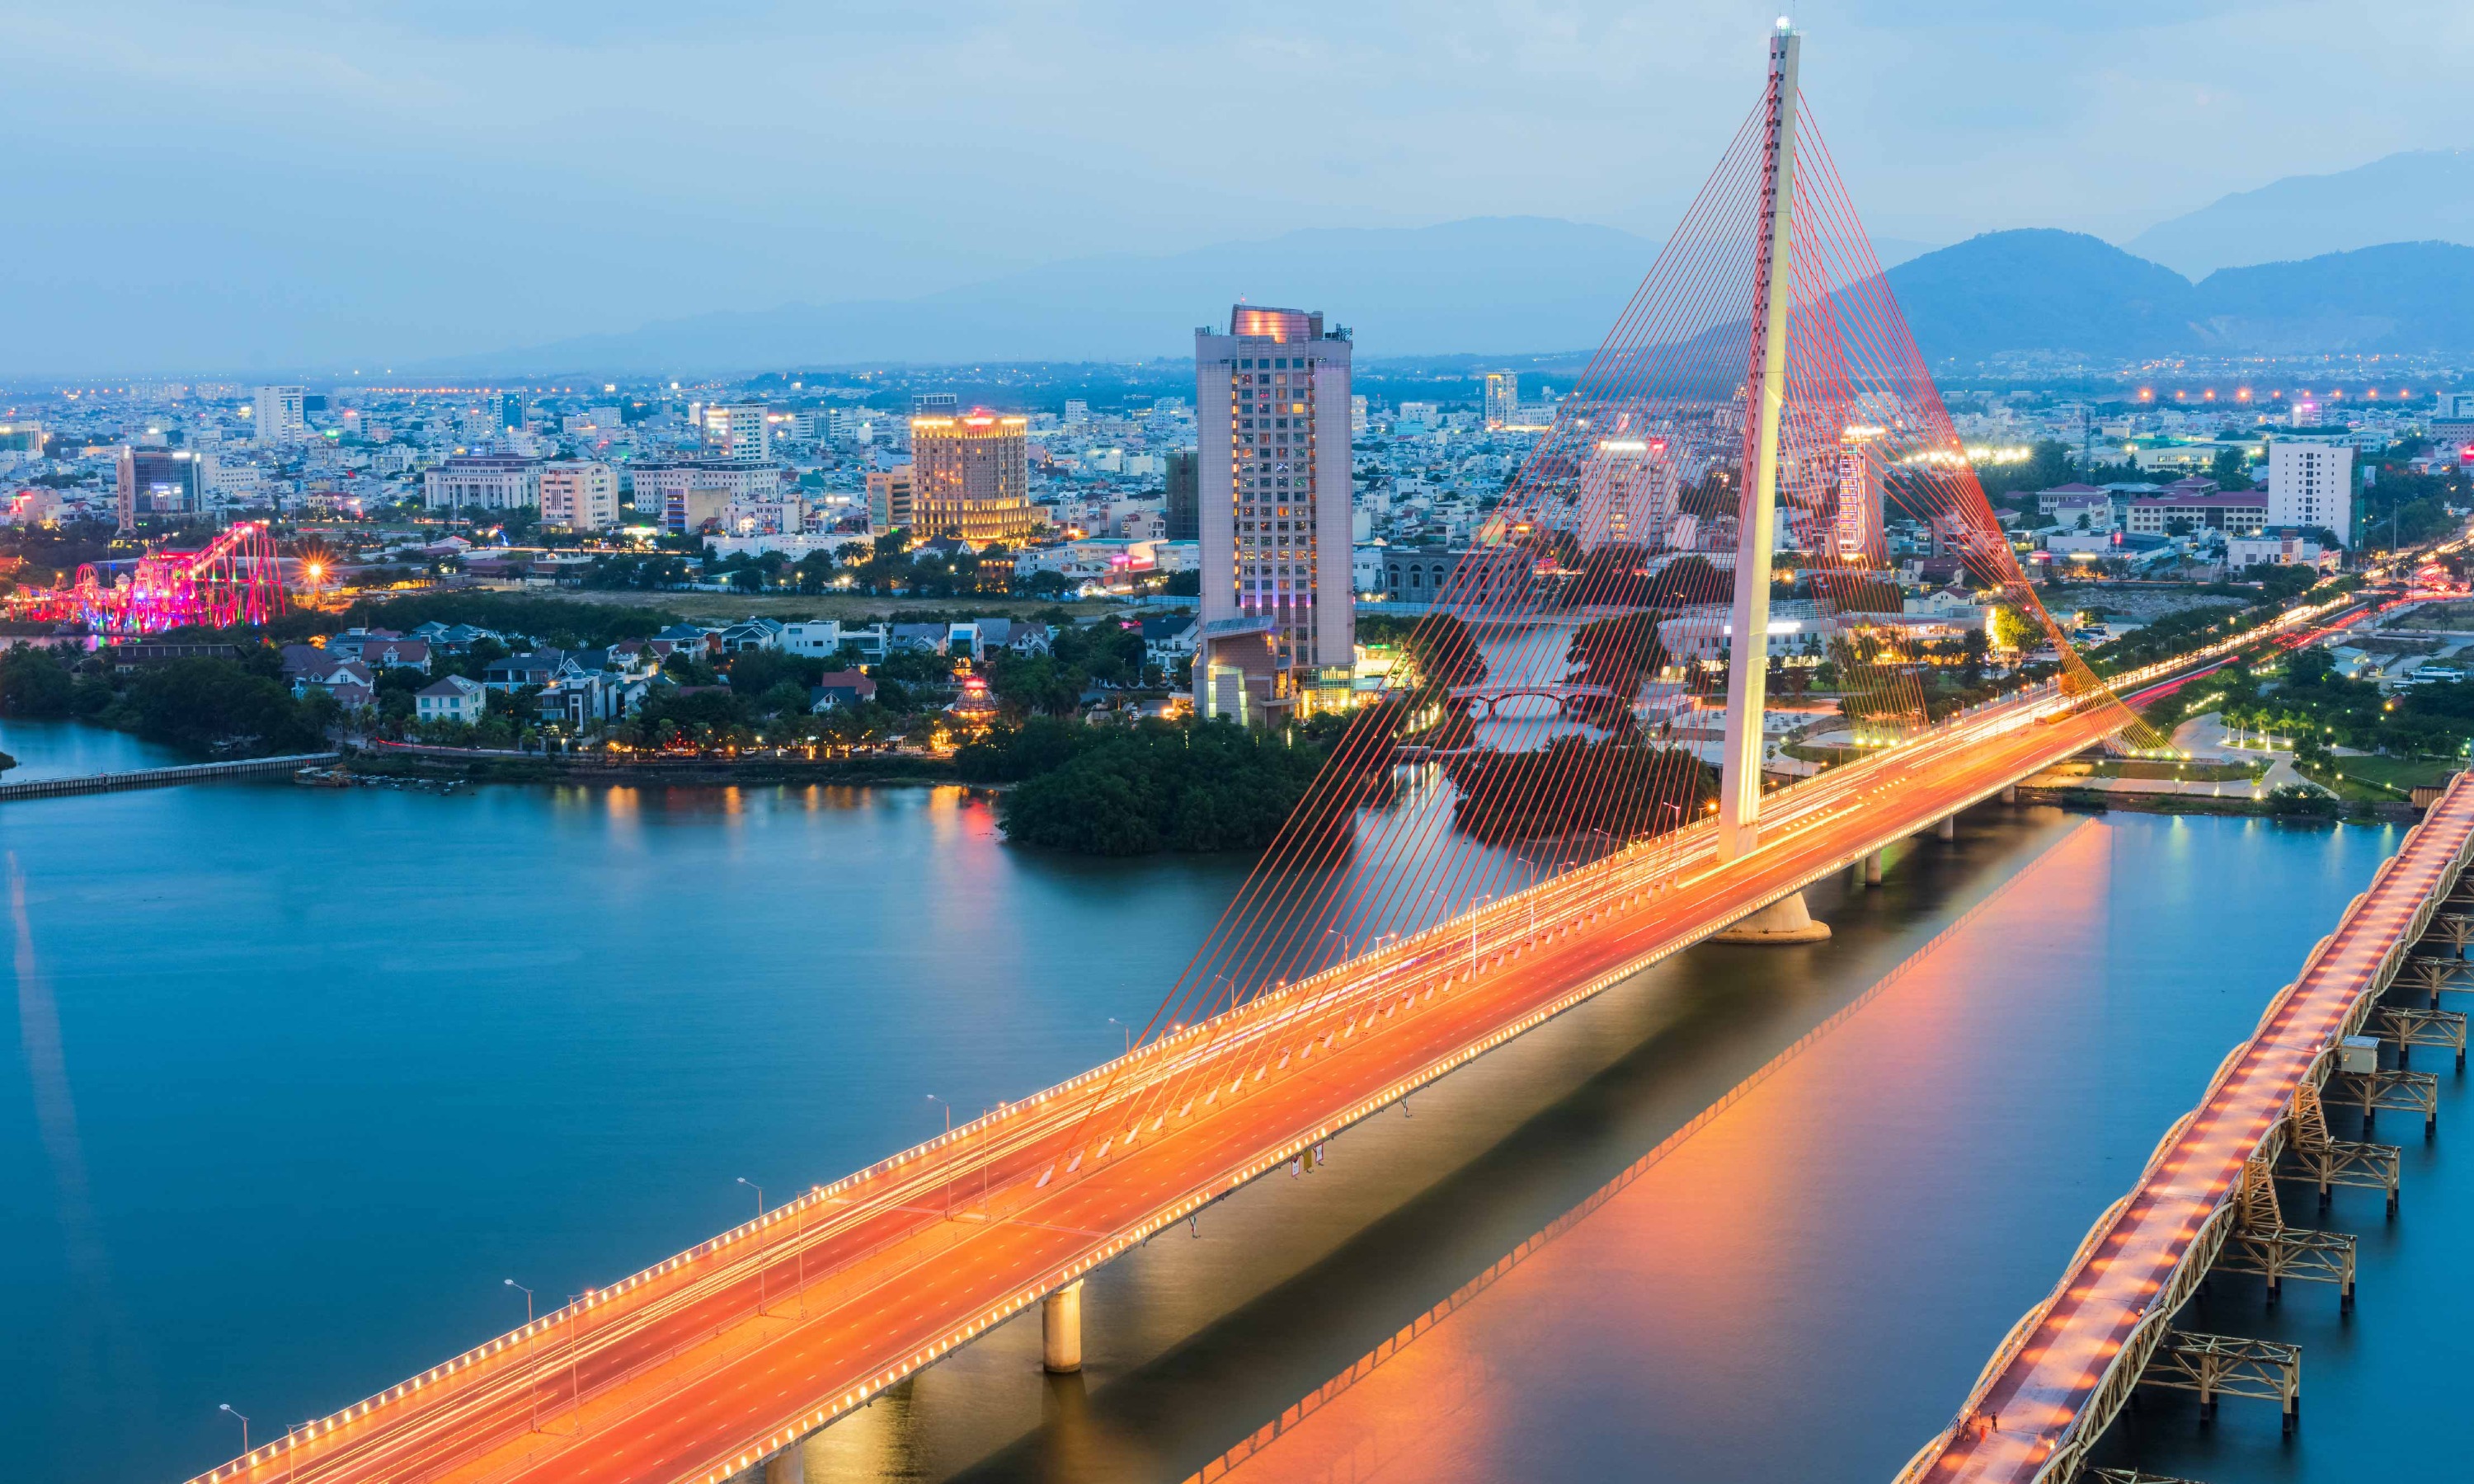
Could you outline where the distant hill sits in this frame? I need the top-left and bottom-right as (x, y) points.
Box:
(419, 218), (1941, 377)
(2125, 149), (2474, 277)
(1884, 230), (2198, 363)
(1882, 231), (2474, 364)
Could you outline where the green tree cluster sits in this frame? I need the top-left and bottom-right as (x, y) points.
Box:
(963, 720), (1329, 855)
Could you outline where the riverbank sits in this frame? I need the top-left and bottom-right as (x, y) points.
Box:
(342, 744), (965, 787)
(2016, 783), (2418, 822)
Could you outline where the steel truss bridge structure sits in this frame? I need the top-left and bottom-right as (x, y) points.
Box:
(181, 26), (2389, 1484)
(6, 519), (286, 636)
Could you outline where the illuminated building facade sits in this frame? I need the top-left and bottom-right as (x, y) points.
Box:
(1833, 429), (1885, 564)
(908, 412), (1041, 545)
(1576, 437), (1678, 548)
(115, 446), (206, 529)
(1193, 305), (1354, 722)
(1484, 372), (1518, 430)
(539, 460), (618, 531)
(867, 468), (915, 537)
(701, 402), (772, 462)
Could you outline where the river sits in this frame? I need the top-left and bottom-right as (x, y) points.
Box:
(0, 718), (2456, 1484)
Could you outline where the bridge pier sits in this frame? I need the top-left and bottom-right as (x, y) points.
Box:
(1864, 850), (1883, 886)
(2002, 784), (2018, 805)
(1712, 890), (1831, 944)
(1937, 815), (1957, 842)
(763, 1444), (807, 1484)
(1043, 1280), (1084, 1373)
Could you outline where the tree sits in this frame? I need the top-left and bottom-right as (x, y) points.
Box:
(1401, 613), (1487, 693)
(0, 645), (76, 717)
(986, 654), (1085, 716)
(126, 658), (322, 755)
(1565, 611), (1668, 705)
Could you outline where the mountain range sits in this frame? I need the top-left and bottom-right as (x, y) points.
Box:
(419, 148), (2474, 376)
(2125, 148), (2474, 277)
(1884, 232), (2474, 364)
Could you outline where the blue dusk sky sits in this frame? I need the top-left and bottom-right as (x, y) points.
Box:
(6, 0), (2469, 373)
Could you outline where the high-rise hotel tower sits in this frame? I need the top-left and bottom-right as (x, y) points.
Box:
(1194, 305), (1354, 721)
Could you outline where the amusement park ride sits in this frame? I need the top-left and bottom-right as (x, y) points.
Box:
(3, 521), (288, 636)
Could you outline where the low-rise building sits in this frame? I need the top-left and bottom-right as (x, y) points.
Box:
(422, 454), (541, 513)
(483, 649), (568, 692)
(292, 656), (374, 710)
(2124, 491), (2268, 537)
(809, 670), (878, 711)
(415, 674), (487, 725)
(2227, 533), (2339, 571)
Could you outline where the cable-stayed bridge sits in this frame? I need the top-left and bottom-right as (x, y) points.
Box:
(186, 25), (2345, 1484)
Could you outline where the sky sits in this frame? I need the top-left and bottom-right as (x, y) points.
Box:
(7, 0), (2472, 375)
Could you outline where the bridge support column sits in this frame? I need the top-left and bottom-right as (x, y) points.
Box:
(1043, 1280), (1084, 1373)
(764, 1445), (807, 1484)
(2002, 784), (2018, 805)
(1938, 814), (1957, 842)
(1863, 850), (1883, 886)
(1712, 890), (1830, 945)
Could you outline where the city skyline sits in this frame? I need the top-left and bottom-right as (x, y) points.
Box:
(10, 1), (2474, 374)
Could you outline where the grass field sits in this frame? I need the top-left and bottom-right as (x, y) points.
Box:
(520, 589), (1130, 624)
(2314, 755), (2464, 796)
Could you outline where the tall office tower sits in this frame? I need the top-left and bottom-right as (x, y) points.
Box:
(1194, 303), (1354, 722)
(1350, 394), (1368, 435)
(1484, 371), (1518, 430)
(866, 468), (916, 536)
(701, 402), (772, 462)
(2266, 438), (2354, 547)
(1164, 448), (1200, 541)
(911, 392), (959, 416)
(539, 461), (618, 531)
(1832, 430), (1886, 564)
(115, 446), (205, 530)
(500, 393), (525, 431)
(253, 385), (306, 446)
(909, 411), (1042, 544)
(1063, 400), (1090, 426)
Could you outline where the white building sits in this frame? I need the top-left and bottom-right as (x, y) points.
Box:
(2228, 533), (2339, 571)
(538, 461), (618, 531)
(1194, 303), (1356, 720)
(1484, 373), (1517, 430)
(630, 458), (784, 526)
(253, 385), (307, 446)
(415, 674), (487, 726)
(1576, 437), (1680, 549)
(2266, 439), (2354, 547)
(422, 454), (541, 513)
(700, 402), (772, 462)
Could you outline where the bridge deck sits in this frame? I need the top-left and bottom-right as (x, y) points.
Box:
(193, 687), (2142, 1484)
(1906, 773), (2474, 1483)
